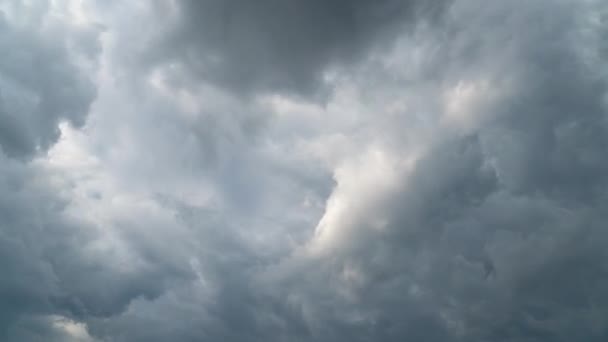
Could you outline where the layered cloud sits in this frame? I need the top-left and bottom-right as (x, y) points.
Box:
(1, 0), (608, 341)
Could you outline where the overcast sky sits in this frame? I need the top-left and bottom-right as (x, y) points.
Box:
(1, 0), (607, 341)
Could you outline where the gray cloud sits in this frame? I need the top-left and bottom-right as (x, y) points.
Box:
(2, 0), (608, 341)
(141, 0), (449, 98)
(0, 3), (190, 341)
(0, 2), (100, 159)
(0, 149), (194, 341)
(292, 1), (608, 340)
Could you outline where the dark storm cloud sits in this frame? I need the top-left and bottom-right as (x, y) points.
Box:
(0, 4), (99, 159)
(111, 1), (608, 340)
(6, 315), (92, 342)
(294, 1), (608, 340)
(0, 152), (194, 342)
(145, 0), (449, 98)
(59, 0), (608, 341)
(0, 3), (190, 341)
(82, 200), (290, 342)
(3, 0), (608, 341)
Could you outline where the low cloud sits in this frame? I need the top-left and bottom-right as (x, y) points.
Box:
(1, 0), (608, 341)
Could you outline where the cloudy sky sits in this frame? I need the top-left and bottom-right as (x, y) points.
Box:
(1, 0), (607, 341)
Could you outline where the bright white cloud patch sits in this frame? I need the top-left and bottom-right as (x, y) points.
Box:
(1, 0), (608, 341)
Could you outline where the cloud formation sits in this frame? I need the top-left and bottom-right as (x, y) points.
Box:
(0, 0), (100, 158)
(1, 0), (608, 341)
(141, 0), (449, 98)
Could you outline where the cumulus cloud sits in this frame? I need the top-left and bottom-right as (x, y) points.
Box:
(0, 149), (190, 341)
(0, 0), (101, 158)
(1, 0), (608, 341)
(138, 0), (450, 98)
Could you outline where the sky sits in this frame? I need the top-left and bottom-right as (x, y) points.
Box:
(0, 0), (607, 341)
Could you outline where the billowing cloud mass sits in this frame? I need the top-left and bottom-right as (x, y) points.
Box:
(0, 0), (99, 158)
(1, 0), (608, 341)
